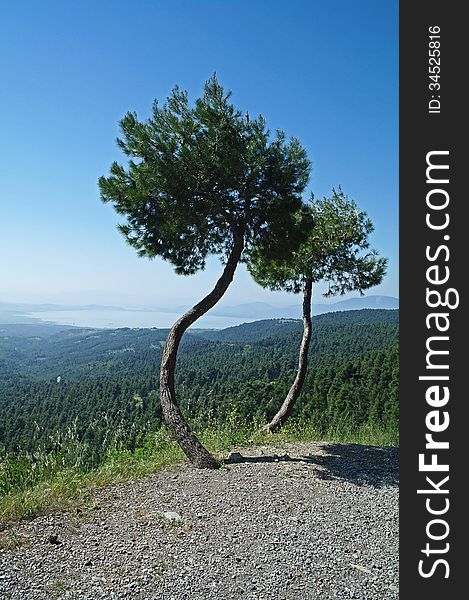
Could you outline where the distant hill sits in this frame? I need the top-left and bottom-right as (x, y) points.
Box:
(0, 323), (78, 338)
(313, 296), (399, 314)
(1, 296), (398, 328)
(0, 302), (135, 326)
(195, 309), (399, 343)
(0, 302), (129, 313)
(0, 308), (399, 454)
(0, 309), (398, 381)
(209, 296), (399, 319)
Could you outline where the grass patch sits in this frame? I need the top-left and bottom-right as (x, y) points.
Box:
(0, 417), (397, 526)
(0, 428), (184, 524)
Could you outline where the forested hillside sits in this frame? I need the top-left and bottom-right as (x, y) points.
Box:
(0, 309), (398, 458)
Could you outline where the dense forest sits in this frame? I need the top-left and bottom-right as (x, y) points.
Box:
(0, 309), (398, 460)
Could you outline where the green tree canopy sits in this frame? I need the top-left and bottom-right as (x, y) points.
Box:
(99, 74), (310, 274)
(249, 189), (387, 432)
(249, 189), (387, 296)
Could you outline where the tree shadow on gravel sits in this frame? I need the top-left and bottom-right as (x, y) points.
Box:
(224, 444), (398, 489)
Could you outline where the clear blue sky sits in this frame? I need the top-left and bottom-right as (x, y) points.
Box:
(0, 0), (398, 309)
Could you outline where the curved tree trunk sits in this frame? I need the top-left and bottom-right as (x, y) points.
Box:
(263, 276), (313, 433)
(160, 232), (244, 468)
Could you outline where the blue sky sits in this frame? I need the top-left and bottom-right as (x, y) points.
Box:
(0, 0), (398, 309)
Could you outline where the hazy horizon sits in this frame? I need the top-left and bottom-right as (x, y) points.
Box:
(1, 294), (399, 330)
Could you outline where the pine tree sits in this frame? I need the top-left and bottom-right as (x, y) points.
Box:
(98, 75), (310, 467)
(249, 189), (387, 432)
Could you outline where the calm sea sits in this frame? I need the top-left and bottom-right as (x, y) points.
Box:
(28, 309), (257, 330)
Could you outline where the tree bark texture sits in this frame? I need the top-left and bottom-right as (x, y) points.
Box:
(264, 276), (313, 433)
(159, 233), (244, 468)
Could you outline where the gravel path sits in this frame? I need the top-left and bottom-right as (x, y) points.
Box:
(0, 442), (398, 599)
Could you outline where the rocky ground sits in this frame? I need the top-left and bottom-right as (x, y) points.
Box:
(0, 442), (398, 599)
